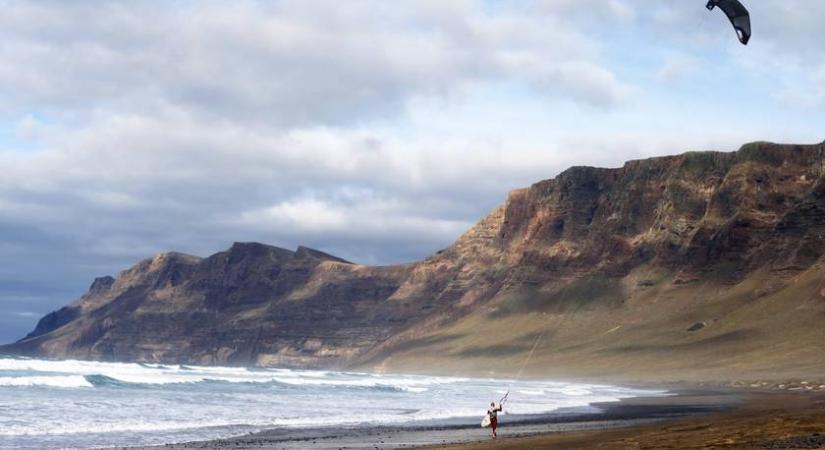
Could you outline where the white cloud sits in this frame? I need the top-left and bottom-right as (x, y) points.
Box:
(0, 1), (629, 127)
(239, 196), (471, 243)
(531, 0), (636, 26)
(657, 54), (700, 83)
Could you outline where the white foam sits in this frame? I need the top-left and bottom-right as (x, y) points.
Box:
(0, 358), (458, 389)
(516, 389), (545, 396)
(403, 386), (429, 393)
(0, 418), (258, 437)
(0, 357), (667, 450)
(0, 375), (92, 388)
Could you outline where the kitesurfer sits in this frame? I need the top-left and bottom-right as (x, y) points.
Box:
(487, 401), (503, 438)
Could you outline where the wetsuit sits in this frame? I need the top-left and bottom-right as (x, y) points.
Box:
(487, 403), (502, 437)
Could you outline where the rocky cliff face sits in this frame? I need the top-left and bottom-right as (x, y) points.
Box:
(7, 244), (414, 366)
(5, 142), (825, 380)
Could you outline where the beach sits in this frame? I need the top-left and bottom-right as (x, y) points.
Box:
(427, 390), (825, 450)
(123, 389), (745, 450)
(5, 358), (825, 449)
(121, 390), (825, 450)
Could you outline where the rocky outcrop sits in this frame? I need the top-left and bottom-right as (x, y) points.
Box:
(6, 243), (414, 366)
(4, 142), (825, 380)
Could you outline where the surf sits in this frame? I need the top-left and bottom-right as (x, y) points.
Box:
(0, 357), (665, 450)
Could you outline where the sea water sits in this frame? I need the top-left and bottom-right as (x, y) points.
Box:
(0, 357), (664, 449)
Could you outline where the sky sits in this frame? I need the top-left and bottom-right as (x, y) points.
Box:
(1, 0), (824, 344)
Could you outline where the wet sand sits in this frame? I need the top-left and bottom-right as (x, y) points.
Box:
(124, 389), (741, 450)
(424, 390), (825, 450)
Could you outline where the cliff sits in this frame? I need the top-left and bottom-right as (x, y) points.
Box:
(4, 141), (825, 381)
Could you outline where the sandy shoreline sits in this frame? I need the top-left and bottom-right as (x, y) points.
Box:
(425, 390), (825, 450)
(121, 388), (738, 450)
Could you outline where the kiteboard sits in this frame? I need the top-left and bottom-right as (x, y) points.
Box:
(481, 413), (491, 428)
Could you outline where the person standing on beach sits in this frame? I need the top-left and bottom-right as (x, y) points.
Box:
(487, 401), (503, 438)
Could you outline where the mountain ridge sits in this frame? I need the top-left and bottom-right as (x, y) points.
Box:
(4, 141), (825, 381)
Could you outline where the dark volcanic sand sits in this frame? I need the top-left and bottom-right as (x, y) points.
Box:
(123, 390), (737, 450)
(426, 390), (825, 450)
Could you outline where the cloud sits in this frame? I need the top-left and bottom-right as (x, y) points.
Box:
(656, 54), (700, 83)
(543, 61), (631, 107)
(237, 193), (472, 245)
(0, 1), (630, 128)
(530, 0), (636, 26)
(773, 64), (825, 110)
(750, 2), (825, 60)
(0, 115), (565, 264)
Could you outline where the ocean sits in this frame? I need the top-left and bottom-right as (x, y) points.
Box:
(0, 357), (664, 449)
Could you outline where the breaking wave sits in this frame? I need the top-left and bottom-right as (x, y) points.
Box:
(0, 358), (437, 392)
(0, 375), (93, 388)
(0, 357), (666, 450)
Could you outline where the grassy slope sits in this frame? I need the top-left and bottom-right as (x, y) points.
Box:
(365, 262), (825, 383)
